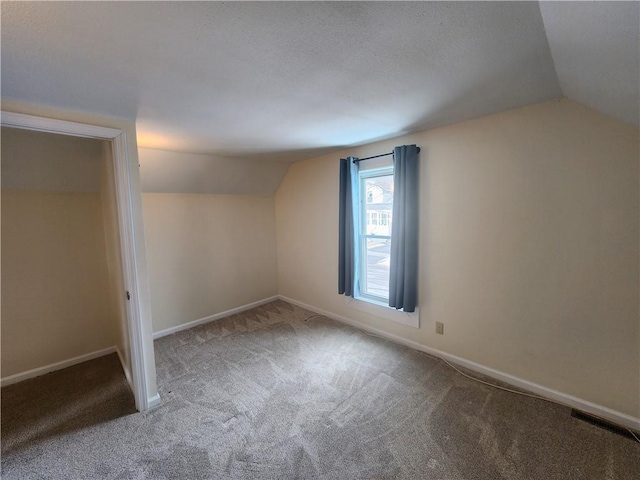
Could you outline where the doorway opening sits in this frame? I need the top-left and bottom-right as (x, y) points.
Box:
(1, 111), (153, 412)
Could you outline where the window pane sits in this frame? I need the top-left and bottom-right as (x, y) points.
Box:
(359, 169), (393, 302)
(364, 174), (393, 236)
(362, 237), (390, 299)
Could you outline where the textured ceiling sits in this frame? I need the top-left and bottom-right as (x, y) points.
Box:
(1, 2), (637, 164)
(540, 1), (639, 127)
(1, 1), (562, 162)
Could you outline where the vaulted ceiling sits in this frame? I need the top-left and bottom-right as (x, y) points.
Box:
(539, 1), (639, 127)
(2, 2), (638, 163)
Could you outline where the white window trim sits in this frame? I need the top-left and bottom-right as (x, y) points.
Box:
(344, 295), (420, 328)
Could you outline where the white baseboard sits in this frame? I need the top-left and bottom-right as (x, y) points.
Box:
(152, 295), (280, 339)
(116, 347), (133, 389)
(147, 393), (161, 409)
(117, 346), (159, 411)
(0, 346), (117, 387)
(279, 295), (640, 432)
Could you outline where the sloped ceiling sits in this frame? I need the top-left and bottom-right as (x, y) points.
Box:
(540, 1), (639, 127)
(1, 2), (637, 165)
(138, 148), (289, 195)
(1, 127), (104, 193)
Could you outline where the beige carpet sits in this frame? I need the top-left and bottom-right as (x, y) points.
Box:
(2, 300), (638, 479)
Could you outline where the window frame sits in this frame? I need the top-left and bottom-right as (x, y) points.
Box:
(357, 166), (394, 304)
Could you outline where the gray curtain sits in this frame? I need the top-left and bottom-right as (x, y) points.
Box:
(338, 157), (359, 296)
(389, 145), (419, 312)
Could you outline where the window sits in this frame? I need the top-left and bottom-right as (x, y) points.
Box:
(338, 146), (419, 325)
(358, 167), (393, 303)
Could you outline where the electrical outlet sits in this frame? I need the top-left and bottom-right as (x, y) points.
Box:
(435, 322), (444, 335)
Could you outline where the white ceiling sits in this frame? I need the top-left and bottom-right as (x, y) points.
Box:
(1, 2), (637, 163)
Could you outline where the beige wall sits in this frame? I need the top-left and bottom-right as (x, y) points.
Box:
(275, 99), (640, 417)
(100, 142), (131, 382)
(1, 129), (119, 378)
(1, 188), (116, 377)
(142, 193), (278, 333)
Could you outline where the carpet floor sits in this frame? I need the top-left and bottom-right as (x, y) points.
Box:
(1, 300), (638, 479)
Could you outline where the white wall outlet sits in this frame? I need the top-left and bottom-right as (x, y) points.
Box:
(436, 322), (444, 335)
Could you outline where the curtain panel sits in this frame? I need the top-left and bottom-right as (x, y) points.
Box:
(338, 157), (359, 297)
(389, 145), (419, 312)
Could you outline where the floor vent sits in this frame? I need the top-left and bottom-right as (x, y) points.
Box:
(571, 409), (637, 441)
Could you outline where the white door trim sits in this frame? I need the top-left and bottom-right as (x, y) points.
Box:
(1, 111), (152, 411)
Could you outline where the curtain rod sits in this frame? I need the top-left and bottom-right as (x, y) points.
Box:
(352, 147), (420, 164)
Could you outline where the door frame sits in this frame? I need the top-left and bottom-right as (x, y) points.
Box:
(1, 111), (152, 411)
